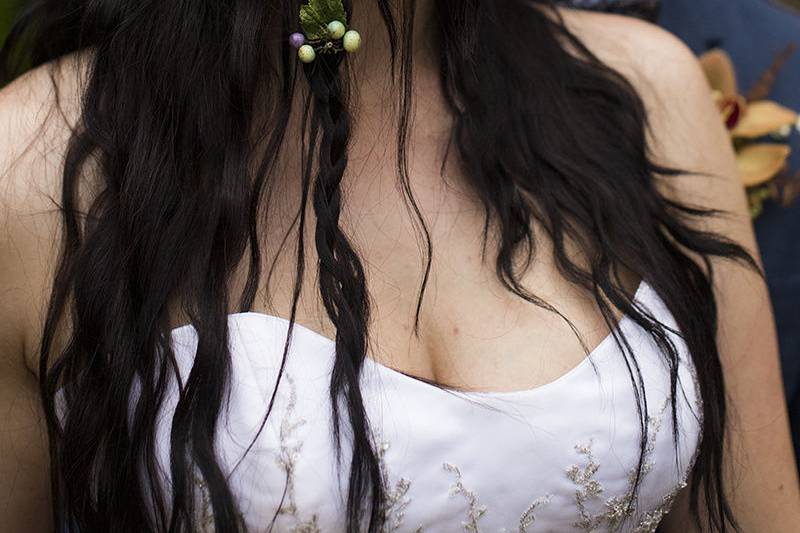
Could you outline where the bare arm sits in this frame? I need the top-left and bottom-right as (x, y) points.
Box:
(0, 52), (87, 533)
(0, 324), (50, 532)
(625, 21), (800, 533)
(0, 86), (53, 533)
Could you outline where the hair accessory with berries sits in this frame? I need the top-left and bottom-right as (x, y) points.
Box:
(290, 0), (361, 64)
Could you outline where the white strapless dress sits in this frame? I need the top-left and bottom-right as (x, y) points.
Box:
(161, 281), (701, 532)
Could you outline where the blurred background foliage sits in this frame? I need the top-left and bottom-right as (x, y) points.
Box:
(0, 1), (22, 46)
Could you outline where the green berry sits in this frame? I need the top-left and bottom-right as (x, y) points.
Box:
(343, 30), (361, 53)
(298, 44), (316, 63)
(327, 20), (346, 40)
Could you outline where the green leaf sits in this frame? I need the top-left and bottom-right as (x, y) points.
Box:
(300, 0), (347, 41)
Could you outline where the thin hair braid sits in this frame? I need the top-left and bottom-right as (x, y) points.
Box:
(302, 9), (386, 531)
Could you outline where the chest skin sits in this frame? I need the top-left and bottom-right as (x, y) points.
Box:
(227, 83), (640, 395)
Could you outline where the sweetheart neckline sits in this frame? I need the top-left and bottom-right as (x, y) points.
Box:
(169, 280), (651, 398)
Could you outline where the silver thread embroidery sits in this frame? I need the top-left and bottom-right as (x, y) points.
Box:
(267, 376), (422, 533)
(566, 397), (671, 532)
(632, 384), (702, 533)
(195, 348), (701, 533)
(632, 478), (688, 533)
(444, 463), (487, 533)
(194, 473), (216, 532)
(630, 361), (703, 533)
(443, 462), (551, 533)
(193, 471), (248, 532)
(275, 374), (321, 533)
(566, 439), (605, 531)
(516, 496), (553, 533)
(377, 441), (420, 533)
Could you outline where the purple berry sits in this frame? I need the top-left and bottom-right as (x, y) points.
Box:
(289, 33), (305, 49)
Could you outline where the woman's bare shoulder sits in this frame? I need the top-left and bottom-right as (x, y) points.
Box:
(560, 9), (747, 226)
(558, 8), (700, 82)
(0, 49), (89, 163)
(560, 10), (759, 331)
(0, 50), (92, 373)
(559, 9), (712, 138)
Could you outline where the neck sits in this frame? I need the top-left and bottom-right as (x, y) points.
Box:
(348, 0), (440, 78)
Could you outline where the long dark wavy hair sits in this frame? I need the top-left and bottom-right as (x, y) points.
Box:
(1, 0), (756, 531)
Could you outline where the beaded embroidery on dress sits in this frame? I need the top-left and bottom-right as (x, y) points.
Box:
(166, 281), (701, 532)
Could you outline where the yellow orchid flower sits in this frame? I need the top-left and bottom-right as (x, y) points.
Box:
(737, 144), (792, 187)
(731, 101), (798, 139)
(699, 48), (799, 218)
